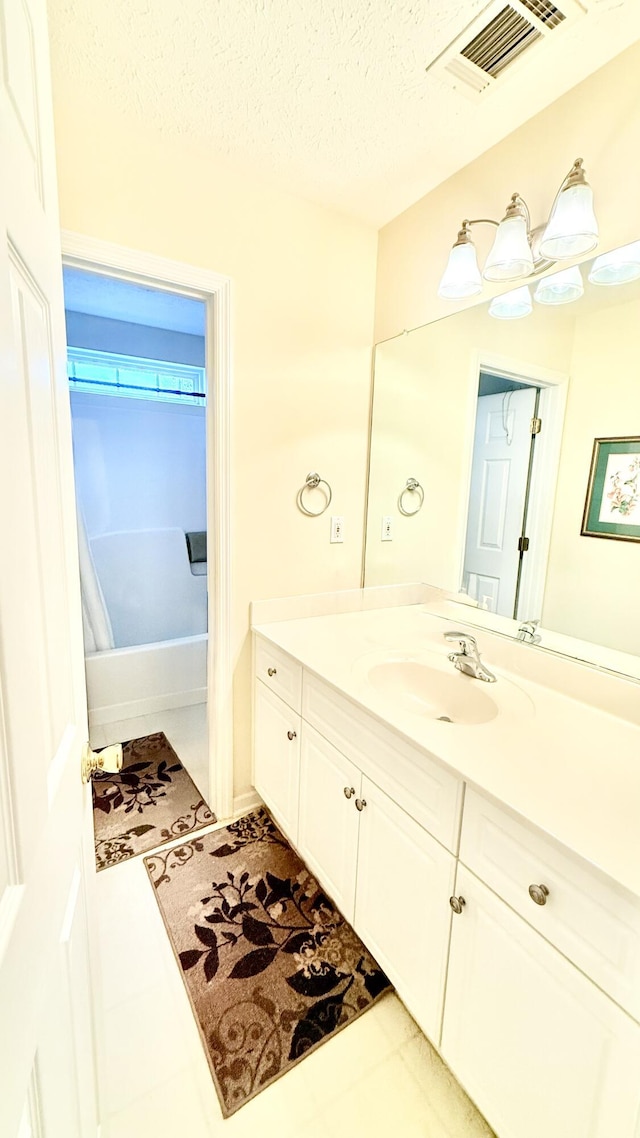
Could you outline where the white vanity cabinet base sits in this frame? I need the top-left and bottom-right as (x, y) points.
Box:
(442, 866), (640, 1138)
(354, 776), (456, 1045)
(253, 681), (301, 843)
(460, 787), (640, 1022)
(302, 671), (463, 853)
(298, 723), (362, 923)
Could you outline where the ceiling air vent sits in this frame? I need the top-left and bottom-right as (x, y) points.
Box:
(426, 0), (586, 100)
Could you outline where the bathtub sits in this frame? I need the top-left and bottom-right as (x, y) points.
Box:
(86, 632), (207, 726)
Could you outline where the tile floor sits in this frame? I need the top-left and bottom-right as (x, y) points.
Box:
(96, 811), (496, 1138)
(90, 703), (210, 803)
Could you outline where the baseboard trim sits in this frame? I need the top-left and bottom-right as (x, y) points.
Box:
(89, 687), (206, 726)
(232, 789), (262, 819)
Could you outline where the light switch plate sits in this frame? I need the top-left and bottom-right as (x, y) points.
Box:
(381, 516), (393, 541)
(330, 515), (344, 543)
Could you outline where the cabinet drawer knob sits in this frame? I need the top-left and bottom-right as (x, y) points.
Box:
(449, 895), (466, 915)
(528, 883), (549, 906)
(267, 667), (277, 677)
(343, 786), (355, 799)
(287, 730), (297, 741)
(355, 797), (367, 811)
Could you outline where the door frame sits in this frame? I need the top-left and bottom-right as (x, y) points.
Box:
(456, 349), (569, 623)
(60, 231), (234, 820)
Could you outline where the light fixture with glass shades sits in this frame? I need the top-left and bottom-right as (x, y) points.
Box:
(438, 158), (599, 301)
(534, 265), (584, 306)
(588, 241), (640, 286)
(488, 285), (532, 321)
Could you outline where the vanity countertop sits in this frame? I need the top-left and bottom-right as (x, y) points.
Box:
(254, 605), (640, 899)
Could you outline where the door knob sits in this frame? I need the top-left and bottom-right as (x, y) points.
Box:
(343, 786), (355, 799)
(449, 895), (466, 914)
(528, 883), (549, 906)
(287, 730), (297, 741)
(81, 742), (123, 784)
(355, 798), (367, 811)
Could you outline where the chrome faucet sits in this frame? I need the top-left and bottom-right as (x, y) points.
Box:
(517, 619), (541, 644)
(444, 631), (496, 683)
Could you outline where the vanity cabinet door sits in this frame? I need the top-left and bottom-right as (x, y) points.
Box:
(254, 680), (301, 844)
(298, 723), (361, 923)
(354, 776), (456, 1044)
(442, 866), (640, 1138)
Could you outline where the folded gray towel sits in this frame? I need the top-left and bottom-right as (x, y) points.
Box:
(185, 530), (207, 564)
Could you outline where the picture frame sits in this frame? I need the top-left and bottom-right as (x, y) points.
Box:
(581, 436), (640, 542)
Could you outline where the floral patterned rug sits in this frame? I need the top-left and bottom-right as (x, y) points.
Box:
(92, 732), (215, 871)
(144, 807), (391, 1116)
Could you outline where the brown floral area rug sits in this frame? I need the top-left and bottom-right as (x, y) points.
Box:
(92, 732), (215, 871)
(144, 807), (391, 1116)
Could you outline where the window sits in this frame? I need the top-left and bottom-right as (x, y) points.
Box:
(67, 346), (206, 405)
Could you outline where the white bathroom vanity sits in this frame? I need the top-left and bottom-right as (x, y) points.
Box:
(251, 596), (640, 1138)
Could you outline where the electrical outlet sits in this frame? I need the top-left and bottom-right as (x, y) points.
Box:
(330, 515), (344, 543)
(381, 516), (393, 541)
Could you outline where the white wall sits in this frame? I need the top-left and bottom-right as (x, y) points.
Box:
(70, 392), (206, 537)
(51, 96), (378, 801)
(71, 392), (207, 647)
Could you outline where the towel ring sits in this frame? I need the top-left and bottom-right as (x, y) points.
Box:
(398, 477), (424, 517)
(296, 471), (333, 517)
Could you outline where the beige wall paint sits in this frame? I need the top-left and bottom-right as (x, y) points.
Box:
(375, 41), (640, 343)
(52, 101), (378, 802)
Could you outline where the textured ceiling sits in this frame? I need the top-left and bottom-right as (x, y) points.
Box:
(47, 0), (640, 226)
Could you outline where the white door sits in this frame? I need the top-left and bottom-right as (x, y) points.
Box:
(254, 681), (301, 843)
(354, 777), (456, 1044)
(298, 723), (360, 922)
(0, 1), (101, 1134)
(463, 387), (537, 617)
(441, 866), (640, 1138)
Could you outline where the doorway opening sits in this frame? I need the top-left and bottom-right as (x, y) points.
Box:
(461, 366), (564, 623)
(64, 266), (211, 801)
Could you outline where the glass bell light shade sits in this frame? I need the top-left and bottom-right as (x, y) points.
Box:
(483, 214), (534, 282)
(489, 285), (532, 320)
(588, 241), (640, 285)
(534, 265), (584, 306)
(539, 181), (598, 260)
(438, 237), (482, 299)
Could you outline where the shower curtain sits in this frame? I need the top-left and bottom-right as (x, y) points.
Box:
(76, 505), (114, 652)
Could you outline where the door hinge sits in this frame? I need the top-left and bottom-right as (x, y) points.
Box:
(517, 536), (530, 553)
(530, 417), (542, 435)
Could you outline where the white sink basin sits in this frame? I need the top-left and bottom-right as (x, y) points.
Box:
(354, 650), (533, 726)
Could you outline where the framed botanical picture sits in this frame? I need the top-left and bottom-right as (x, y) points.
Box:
(581, 436), (640, 542)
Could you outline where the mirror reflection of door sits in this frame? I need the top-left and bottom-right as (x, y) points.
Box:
(462, 372), (541, 619)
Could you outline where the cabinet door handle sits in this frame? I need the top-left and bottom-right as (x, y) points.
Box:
(528, 883), (549, 906)
(343, 786), (355, 799)
(287, 730), (297, 741)
(449, 895), (466, 915)
(355, 797), (367, 811)
(267, 667), (277, 677)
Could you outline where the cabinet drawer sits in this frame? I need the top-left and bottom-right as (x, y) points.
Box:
(302, 671), (463, 853)
(460, 787), (640, 1021)
(254, 635), (302, 713)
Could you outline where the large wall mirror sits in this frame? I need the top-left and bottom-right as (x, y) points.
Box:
(365, 240), (640, 679)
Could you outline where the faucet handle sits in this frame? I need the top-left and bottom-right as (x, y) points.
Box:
(443, 630), (477, 654)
